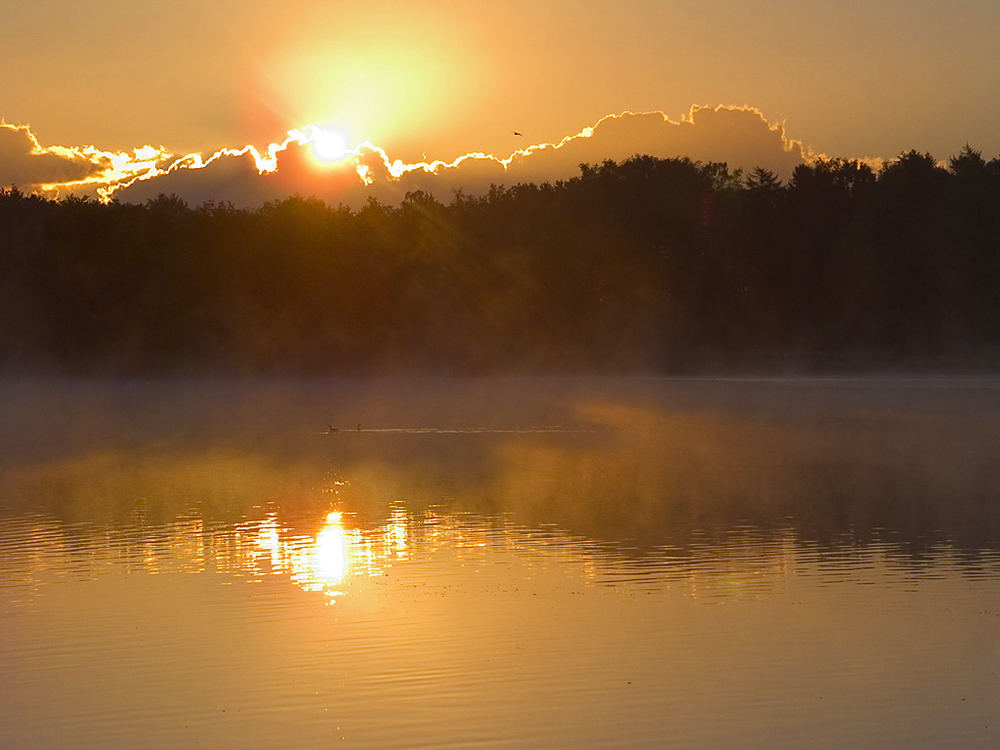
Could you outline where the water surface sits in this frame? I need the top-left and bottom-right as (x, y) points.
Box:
(2, 378), (999, 748)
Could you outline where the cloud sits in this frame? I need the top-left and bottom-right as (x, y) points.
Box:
(0, 122), (104, 189)
(14, 105), (814, 206)
(386, 105), (810, 199)
(0, 122), (180, 199)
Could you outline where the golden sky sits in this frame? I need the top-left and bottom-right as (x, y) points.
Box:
(2, 0), (999, 201)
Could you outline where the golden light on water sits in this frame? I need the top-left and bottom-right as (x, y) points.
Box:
(312, 512), (349, 585)
(253, 510), (355, 601)
(245, 506), (412, 602)
(5, 499), (806, 612)
(386, 506), (408, 558)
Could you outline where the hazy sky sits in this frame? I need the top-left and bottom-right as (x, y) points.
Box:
(4, 0), (999, 163)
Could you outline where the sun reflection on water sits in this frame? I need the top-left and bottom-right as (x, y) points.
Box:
(0, 500), (840, 609)
(253, 511), (351, 602)
(246, 506), (416, 602)
(313, 512), (348, 584)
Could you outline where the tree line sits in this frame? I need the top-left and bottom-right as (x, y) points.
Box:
(2, 147), (999, 373)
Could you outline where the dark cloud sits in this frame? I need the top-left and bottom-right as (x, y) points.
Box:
(118, 150), (276, 207)
(0, 123), (103, 189)
(118, 106), (811, 207)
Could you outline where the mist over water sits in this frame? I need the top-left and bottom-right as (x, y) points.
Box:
(4, 376), (998, 547)
(2, 377), (1000, 747)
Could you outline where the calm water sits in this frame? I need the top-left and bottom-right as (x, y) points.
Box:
(2, 377), (999, 748)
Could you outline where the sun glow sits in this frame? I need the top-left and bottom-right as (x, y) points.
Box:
(310, 128), (349, 164)
(258, 6), (477, 153)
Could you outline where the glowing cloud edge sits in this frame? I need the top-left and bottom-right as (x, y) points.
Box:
(5, 105), (829, 202)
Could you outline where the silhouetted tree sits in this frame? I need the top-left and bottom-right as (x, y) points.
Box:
(1, 149), (998, 374)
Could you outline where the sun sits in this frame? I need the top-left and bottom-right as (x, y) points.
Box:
(310, 128), (349, 164)
(260, 5), (484, 156)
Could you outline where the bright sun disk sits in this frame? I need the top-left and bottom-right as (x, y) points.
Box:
(312, 128), (348, 163)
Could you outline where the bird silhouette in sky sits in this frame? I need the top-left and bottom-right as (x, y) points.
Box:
(513, 131), (522, 136)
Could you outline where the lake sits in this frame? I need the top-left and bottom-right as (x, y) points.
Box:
(2, 377), (999, 748)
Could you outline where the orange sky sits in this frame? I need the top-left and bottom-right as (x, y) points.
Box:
(2, 0), (999, 202)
